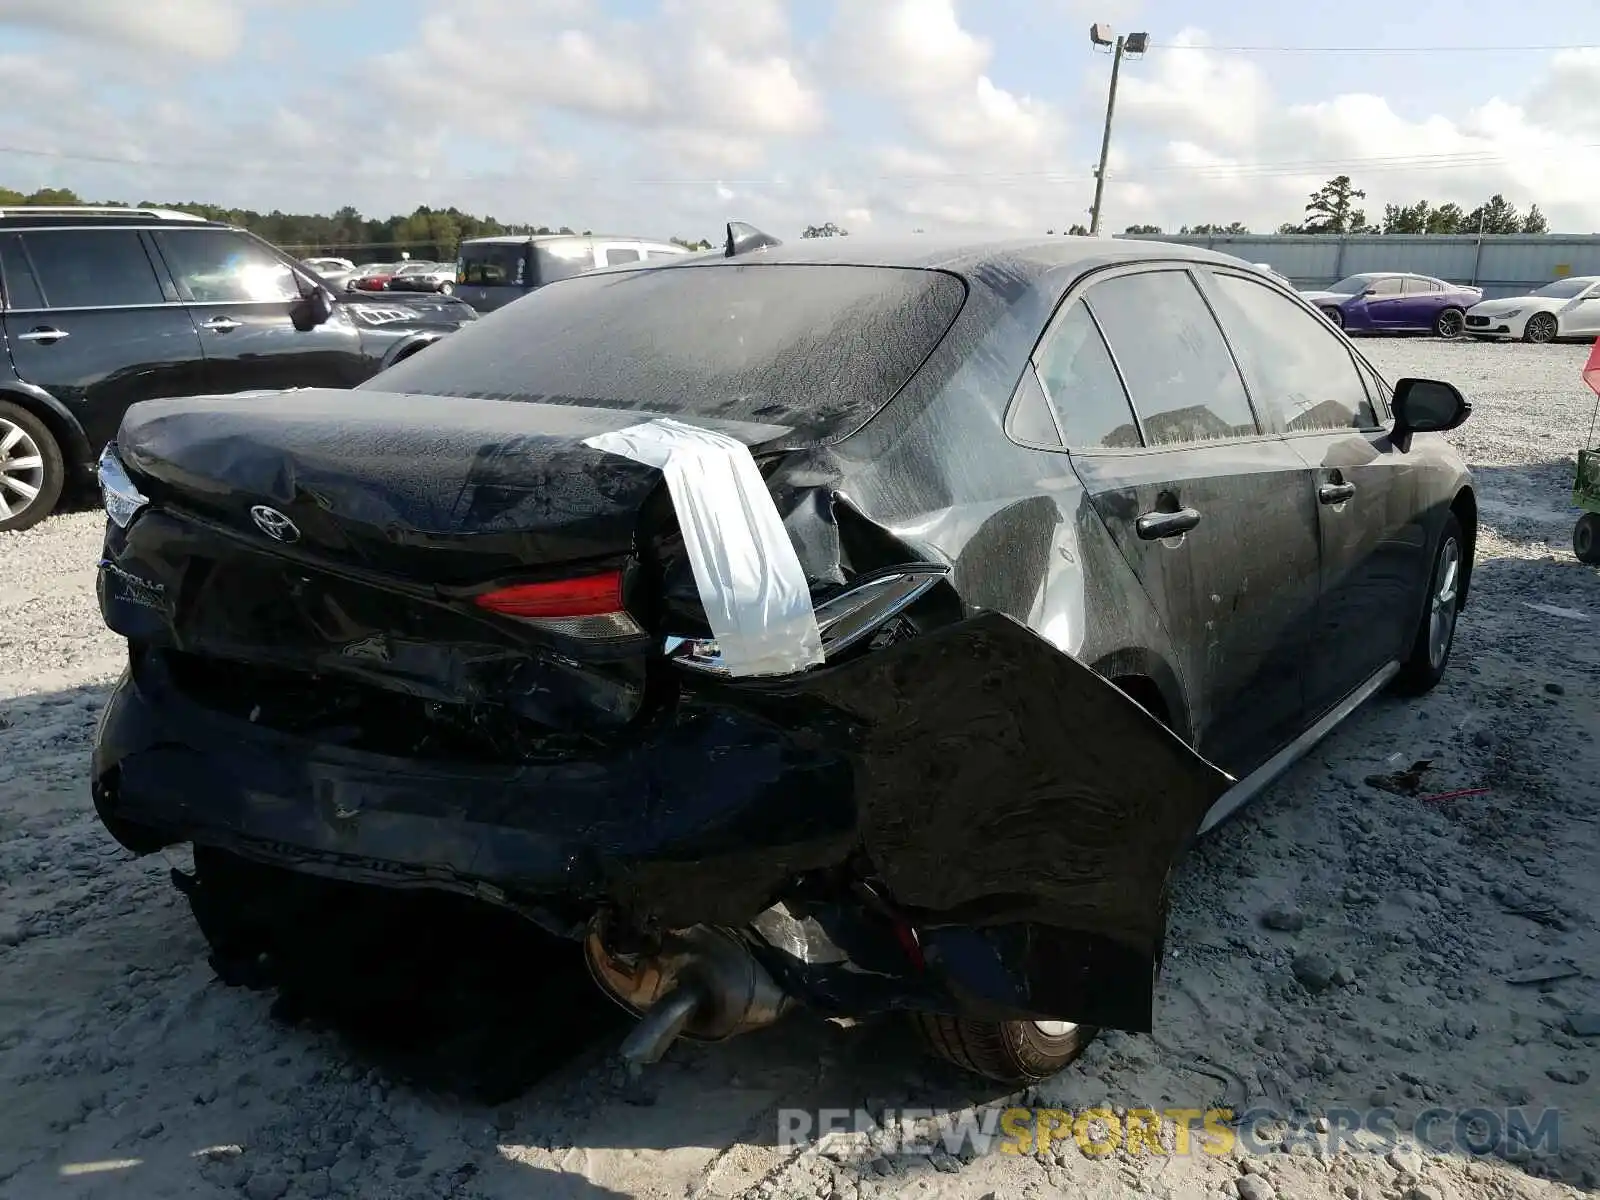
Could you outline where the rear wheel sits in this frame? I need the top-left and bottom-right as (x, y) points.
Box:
(1575, 513), (1600, 565)
(1523, 312), (1558, 344)
(1320, 306), (1344, 329)
(1393, 513), (1463, 696)
(1433, 307), (1465, 339)
(0, 400), (65, 532)
(439, 281), (454, 295)
(911, 1013), (1097, 1085)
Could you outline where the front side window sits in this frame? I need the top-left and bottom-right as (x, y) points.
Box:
(603, 247), (641, 265)
(1032, 300), (1140, 450)
(1530, 278), (1596, 300)
(1083, 270), (1258, 446)
(1203, 272), (1379, 433)
(1367, 277), (1403, 296)
(20, 230), (165, 309)
(159, 230), (301, 303)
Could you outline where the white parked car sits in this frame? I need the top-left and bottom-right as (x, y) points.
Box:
(1464, 276), (1600, 344)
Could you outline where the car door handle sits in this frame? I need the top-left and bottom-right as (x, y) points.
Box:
(201, 316), (241, 332)
(1318, 482), (1357, 505)
(14, 327), (69, 344)
(1136, 507), (1202, 540)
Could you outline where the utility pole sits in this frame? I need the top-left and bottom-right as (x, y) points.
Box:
(1087, 25), (1149, 237)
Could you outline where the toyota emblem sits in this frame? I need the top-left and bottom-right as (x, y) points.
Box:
(250, 505), (301, 543)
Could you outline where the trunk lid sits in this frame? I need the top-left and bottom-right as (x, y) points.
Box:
(116, 388), (791, 584)
(103, 389), (793, 736)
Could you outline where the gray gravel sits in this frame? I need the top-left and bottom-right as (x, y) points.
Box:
(1, 337), (1597, 1199)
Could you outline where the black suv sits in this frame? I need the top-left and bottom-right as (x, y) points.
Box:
(0, 207), (478, 531)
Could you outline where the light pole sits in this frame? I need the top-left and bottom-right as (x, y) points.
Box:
(1087, 24), (1149, 236)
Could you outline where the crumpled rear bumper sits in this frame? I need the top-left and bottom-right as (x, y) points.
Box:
(93, 613), (1234, 1031)
(93, 647), (859, 933)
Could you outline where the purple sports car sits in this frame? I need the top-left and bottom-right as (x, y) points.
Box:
(1299, 272), (1484, 339)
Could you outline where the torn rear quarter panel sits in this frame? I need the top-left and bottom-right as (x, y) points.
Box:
(773, 610), (1234, 1030)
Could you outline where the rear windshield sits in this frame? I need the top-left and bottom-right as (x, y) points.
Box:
(366, 263), (967, 443)
(458, 242), (527, 287)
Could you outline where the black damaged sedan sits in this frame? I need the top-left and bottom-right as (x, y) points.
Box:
(89, 227), (1475, 1084)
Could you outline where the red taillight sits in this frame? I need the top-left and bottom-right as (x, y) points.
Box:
(473, 571), (624, 619)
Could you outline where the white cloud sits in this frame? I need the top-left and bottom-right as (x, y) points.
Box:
(1100, 39), (1600, 234)
(0, 0), (247, 60)
(367, 0), (820, 147)
(8, 5), (1600, 242)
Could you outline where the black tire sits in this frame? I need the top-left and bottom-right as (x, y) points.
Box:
(1320, 306), (1344, 329)
(1433, 307), (1465, 339)
(910, 1012), (1097, 1085)
(1523, 312), (1558, 344)
(1575, 513), (1600, 565)
(1393, 513), (1464, 696)
(439, 281), (454, 295)
(0, 400), (65, 532)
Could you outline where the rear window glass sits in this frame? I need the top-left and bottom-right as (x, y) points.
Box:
(458, 242), (527, 287)
(367, 263), (967, 443)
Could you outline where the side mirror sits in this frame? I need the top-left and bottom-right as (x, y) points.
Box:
(291, 286), (333, 332)
(1363, 288), (1378, 296)
(1391, 377), (1470, 451)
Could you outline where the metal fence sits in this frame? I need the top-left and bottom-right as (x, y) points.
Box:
(1116, 233), (1600, 299)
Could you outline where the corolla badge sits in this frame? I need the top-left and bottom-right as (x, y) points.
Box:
(250, 505), (301, 543)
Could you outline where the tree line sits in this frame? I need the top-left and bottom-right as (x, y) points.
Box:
(1116, 176), (1551, 238)
(0, 185), (714, 261)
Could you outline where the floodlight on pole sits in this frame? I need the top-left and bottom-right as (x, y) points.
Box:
(1087, 25), (1151, 236)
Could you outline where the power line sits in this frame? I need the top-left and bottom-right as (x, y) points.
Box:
(3, 141), (1595, 189)
(1151, 42), (1600, 55)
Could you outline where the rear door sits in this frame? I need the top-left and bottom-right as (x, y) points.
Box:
(1196, 266), (1427, 717)
(151, 227), (368, 394)
(1054, 265), (1322, 776)
(0, 227), (207, 452)
(1398, 276), (1443, 329)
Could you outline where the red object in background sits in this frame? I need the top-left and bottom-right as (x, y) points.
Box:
(1584, 338), (1600, 396)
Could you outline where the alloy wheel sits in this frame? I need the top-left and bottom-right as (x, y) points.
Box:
(1428, 537), (1461, 669)
(0, 416), (45, 523)
(1435, 309), (1465, 339)
(1526, 313), (1557, 344)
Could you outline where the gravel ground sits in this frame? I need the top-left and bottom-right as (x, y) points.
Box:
(1, 338), (1598, 1200)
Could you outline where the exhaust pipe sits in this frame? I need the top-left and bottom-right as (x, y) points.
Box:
(584, 921), (792, 1066)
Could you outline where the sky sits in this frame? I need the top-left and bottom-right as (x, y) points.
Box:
(4, 0), (1600, 241)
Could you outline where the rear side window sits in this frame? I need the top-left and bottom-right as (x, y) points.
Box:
(1084, 270), (1259, 446)
(1032, 301), (1141, 450)
(1403, 277), (1441, 294)
(369, 263), (967, 444)
(458, 242), (528, 287)
(157, 229), (301, 303)
(21, 230), (165, 309)
(535, 241), (597, 284)
(0, 235), (44, 310)
(1203, 272), (1379, 432)
(603, 247), (641, 265)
